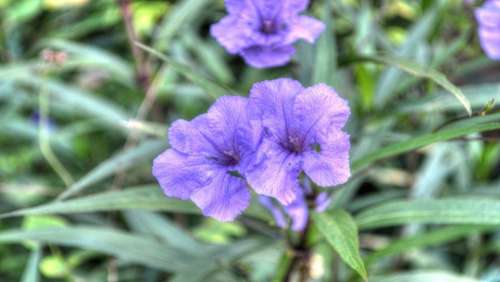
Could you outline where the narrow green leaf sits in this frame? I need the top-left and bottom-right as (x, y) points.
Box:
(124, 210), (205, 255)
(366, 225), (496, 264)
(21, 244), (41, 282)
(171, 238), (273, 282)
(352, 122), (500, 173)
(2, 186), (199, 218)
(312, 0), (336, 85)
(154, 0), (210, 48)
(182, 31), (234, 84)
(2, 186), (268, 221)
(58, 139), (166, 200)
(397, 83), (500, 114)
(356, 198), (500, 229)
(136, 42), (232, 99)
(312, 210), (367, 280)
(0, 70), (130, 129)
(0, 226), (191, 272)
(362, 55), (471, 116)
(370, 271), (478, 282)
(375, 6), (439, 105)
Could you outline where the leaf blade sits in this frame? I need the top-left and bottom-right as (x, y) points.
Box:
(352, 122), (500, 173)
(0, 226), (191, 272)
(2, 186), (269, 221)
(58, 139), (166, 200)
(356, 198), (500, 229)
(312, 210), (367, 280)
(364, 55), (471, 116)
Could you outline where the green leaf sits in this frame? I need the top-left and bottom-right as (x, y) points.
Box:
(39, 255), (66, 278)
(171, 238), (273, 282)
(0, 226), (191, 272)
(57, 139), (166, 200)
(2, 186), (268, 221)
(312, 210), (367, 280)
(369, 271), (479, 282)
(365, 225), (496, 264)
(181, 31), (234, 84)
(154, 0), (210, 49)
(312, 0), (336, 85)
(2, 186), (199, 218)
(136, 41), (233, 99)
(5, 0), (42, 24)
(356, 198), (500, 229)
(22, 215), (67, 230)
(21, 245), (41, 282)
(375, 5), (439, 105)
(0, 70), (130, 129)
(362, 55), (471, 116)
(124, 211), (205, 255)
(352, 122), (500, 173)
(397, 83), (500, 114)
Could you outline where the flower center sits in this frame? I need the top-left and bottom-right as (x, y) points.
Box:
(286, 135), (303, 153)
(260, 20), (278, 34)
(222, 150), (240, 167)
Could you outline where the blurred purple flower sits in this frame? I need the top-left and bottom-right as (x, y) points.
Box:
(31, 111), (57, 131)
(315, 192), (332, 212)
(152, 96), (261, 221)
(246, 78), (350, 205)
(259, 191), (332, 232)
(475, 0), (500, 59)
(259, 196), (287, 228)
(259, 194), (307, 232)
(210, 0), (325, 68)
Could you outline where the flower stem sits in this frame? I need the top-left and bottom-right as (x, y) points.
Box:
(282, 216), (313, 281)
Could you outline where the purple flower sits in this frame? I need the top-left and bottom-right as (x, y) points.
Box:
(475, 0), (500, 59)
(315, 192), (332, 212)
(259, 195), (308, 232)
(210, 0), (325, 68)
(246, 78), (350, 205)
(152, 96), (261, 221)
(259, 191), (331, 232)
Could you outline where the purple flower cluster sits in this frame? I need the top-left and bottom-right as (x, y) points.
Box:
(153, 78), (350, 228)
(475, 0), (500, 59)
(210, 0), (325, 68)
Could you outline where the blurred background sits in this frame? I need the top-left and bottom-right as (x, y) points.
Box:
(1, 0), (500, 281)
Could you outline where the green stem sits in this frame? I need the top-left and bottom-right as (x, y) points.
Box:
(38, 73), (74, 187)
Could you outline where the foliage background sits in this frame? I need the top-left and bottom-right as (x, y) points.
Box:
(1, 0), (500, 281)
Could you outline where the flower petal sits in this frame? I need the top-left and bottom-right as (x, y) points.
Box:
(240, 45), (296, 68)
(283, 0), (310, 15)
(248, 78), (303, 144)
(204, 96), (250, 152)
(259, 196), (287, 228)
(293, 83), (350, 144)
(152, 149), (213, 200)
(190, 171), (250, 221)
(303, 130), (350, 187)
(315, 192), (332, 212)
(247, 138), (303, 205)
(284, 193), (308, 232)
(168, 116), (215, 156)
(225, 0), (246, 14)
(210, 16), (253, 54)
(475, 0), (500, 29)
(285, 16), (325, 44)
(478, 28), (500, 59)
